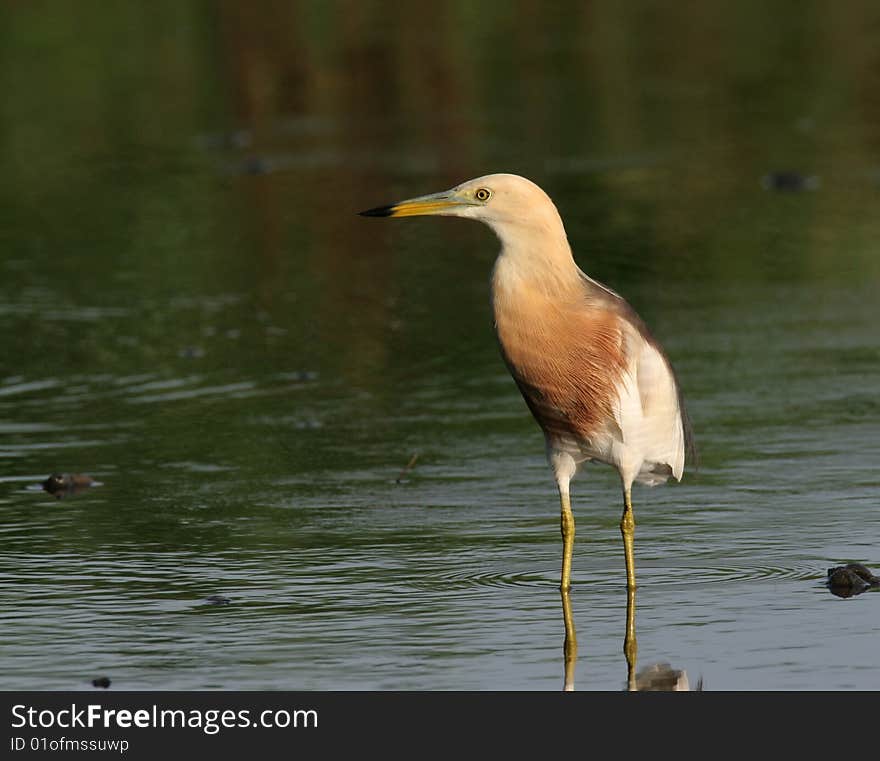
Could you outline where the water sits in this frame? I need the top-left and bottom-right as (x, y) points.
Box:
(1, 1), (879, 691)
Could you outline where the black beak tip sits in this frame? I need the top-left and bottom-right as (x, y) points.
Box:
(358, 205), (394, 217)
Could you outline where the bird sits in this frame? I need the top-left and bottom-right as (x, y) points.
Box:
(360, 173), (693, 686)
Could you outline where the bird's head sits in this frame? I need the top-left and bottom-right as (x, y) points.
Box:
(359, 173), (567, 247)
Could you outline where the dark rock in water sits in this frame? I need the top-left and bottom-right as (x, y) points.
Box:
(92, 676), (111, 688)
(205, 595), (232, 606)
(827, 563), (880, 597)
(42, 473), (98, 499)
(840, 563), (880, 584)
(761, 171), (820, 192)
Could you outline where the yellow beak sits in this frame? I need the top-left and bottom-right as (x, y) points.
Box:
(359, 189), (471, 218)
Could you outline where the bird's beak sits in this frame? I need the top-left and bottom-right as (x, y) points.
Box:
(358, 189), (471, 218)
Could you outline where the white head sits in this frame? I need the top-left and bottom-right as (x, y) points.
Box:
(360, 173), (571, 256)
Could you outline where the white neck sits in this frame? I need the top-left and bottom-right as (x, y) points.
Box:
(488, 215), (580, 299)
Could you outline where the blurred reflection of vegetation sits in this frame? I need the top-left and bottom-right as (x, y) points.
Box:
(1, 0), (879, 390)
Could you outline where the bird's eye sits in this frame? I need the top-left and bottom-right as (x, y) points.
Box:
(475, 188), (492, 202)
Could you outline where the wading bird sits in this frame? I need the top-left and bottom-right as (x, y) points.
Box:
(360, 174), (693, 689)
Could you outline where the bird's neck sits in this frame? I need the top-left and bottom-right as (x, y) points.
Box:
(490, 223), (581, 304)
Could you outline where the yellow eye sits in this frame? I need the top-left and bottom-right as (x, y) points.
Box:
(475, 187), (492, 202)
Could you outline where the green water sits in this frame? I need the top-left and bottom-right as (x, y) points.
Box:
(1, 1), (878, 690)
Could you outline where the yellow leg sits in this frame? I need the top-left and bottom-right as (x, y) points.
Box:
(620, 487), (637, 689)
(624, 583), (637, 690)
(561, 586), (577, 691)
(620, 487), (636, 591)
(560, 489), (575, 593)
(560, 488), (577, 690)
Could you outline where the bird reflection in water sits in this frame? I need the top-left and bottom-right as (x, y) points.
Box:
(633, 662), (701, 691)
(361, 174), (694, 691)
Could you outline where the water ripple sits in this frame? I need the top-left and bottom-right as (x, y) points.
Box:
(411, 570), (552, 591)
(407, 562), (827, 593)
(127, 381), (256, 404)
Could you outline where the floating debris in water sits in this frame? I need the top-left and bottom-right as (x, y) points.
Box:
(178, 346), (206, 359)
(204, 595), (232, 606)
(761, 171), (820, 192)
(278, 370), (319, 383)
(92, 676), (111, 689)
(395, 453), (420, 484)
(633, 662), (699, 691)
(292, 419), (322, 430)
(42, 473), (101, 499)
(827, 563), (880, 598)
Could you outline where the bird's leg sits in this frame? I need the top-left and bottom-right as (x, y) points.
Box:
(558, 483), (577, 690)
(561, 584), (577, 692)
(624, 583), (637, 690)
(620, 486), (636, 590)
(560, 485), (575, 593)
(620, 486), (638, 689)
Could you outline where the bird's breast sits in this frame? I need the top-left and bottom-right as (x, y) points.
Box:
(491, 270), (629, 448)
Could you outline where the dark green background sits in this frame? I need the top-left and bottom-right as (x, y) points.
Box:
(1, 1), (878, 690)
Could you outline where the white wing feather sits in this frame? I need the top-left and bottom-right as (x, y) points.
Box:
(613, 334), (685, 487)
